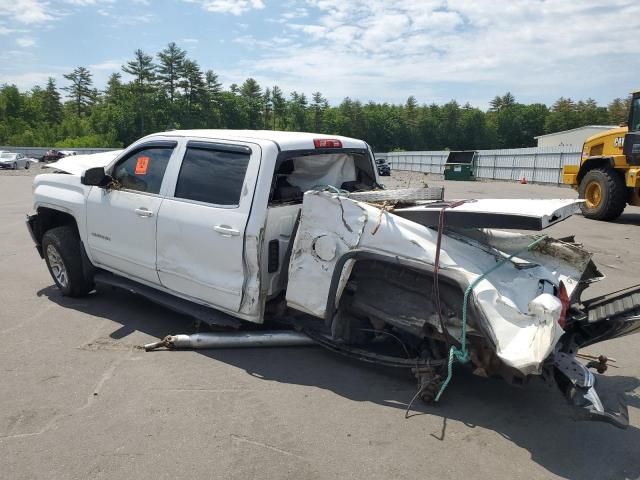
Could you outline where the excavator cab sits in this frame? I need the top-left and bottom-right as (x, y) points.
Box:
(623, 92), (640, 162)
(563, 90), (640, 220)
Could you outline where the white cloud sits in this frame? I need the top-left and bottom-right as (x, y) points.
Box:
(0, 0), (115, 25)
(63, 0), (115, 5)
(89, 59), (124, 70)
(184, 0), (265, 16)
(0, 71), (57, 87)
(180, 38), (199, 44)
(0, 0), (54, 24)
(233, 0), (640, 105)
(16, 36), (35, 47)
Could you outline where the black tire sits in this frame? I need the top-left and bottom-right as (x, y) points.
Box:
(12, 162), (17, 170)
(578, 168), (627, 221)
(25, 161), (30, 170)
(42, 226), (94, 297)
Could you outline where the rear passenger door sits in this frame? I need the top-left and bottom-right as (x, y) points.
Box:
(156, 140), (259, 312)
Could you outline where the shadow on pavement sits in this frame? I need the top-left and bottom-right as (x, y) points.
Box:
(38, 284), (640, 480)
(611, 212), (640, 226)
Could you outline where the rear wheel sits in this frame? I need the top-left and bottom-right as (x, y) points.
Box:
(42, 226), (94, 297)
(578, 168), (627, 221)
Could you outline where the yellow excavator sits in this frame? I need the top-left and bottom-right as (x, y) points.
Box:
(563, 90), (640, 220)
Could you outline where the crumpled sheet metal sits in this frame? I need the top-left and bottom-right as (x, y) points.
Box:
(44, 150), (123, 176)
(286, 191), (583, 375)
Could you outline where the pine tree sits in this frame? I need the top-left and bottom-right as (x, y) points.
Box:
(122, 49), (156, 134)
(157, 42), (187, 103)
(205, 70), (222, 101)
(271, 85), (286, 129)
(263, 87), (272, 130)
(42, 77), (62, 124)
(181, 59), (205, 111)
(311, 91), (328, 131)
(240, 78), (263, 129)
(104, 73), (123, 102)
(62, 67), (93, 116)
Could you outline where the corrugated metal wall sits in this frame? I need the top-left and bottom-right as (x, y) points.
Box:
(0, 146), (117, 159)
(4, 144), (580, 185)
(379, 146), (581, 184)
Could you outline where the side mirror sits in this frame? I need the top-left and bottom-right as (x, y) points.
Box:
(81, 167), (110, 186)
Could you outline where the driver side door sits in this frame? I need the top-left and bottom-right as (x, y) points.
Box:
(86, 140), (178, 284)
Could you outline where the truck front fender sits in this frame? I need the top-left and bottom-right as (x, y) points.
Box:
(32, 173), (89, 245)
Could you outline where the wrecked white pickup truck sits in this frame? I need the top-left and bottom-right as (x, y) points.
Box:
(27, 130), (640, 428)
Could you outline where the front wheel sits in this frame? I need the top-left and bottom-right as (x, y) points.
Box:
(42, 226), (94, 297)
(578, 168), (627, 221)
(25, 161), (30, 170)
(12, 162), (17, 170)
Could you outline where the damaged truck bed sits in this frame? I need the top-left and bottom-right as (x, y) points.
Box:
(28, 130), (640, 429)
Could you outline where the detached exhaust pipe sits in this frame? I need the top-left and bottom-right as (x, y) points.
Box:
(144, 331), (316, 352)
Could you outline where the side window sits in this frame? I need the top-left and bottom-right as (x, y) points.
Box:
(112, 146), (174, 194)
(174, 147), (250, 206)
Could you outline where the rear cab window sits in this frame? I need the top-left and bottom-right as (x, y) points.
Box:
(270, 148), (378, 205)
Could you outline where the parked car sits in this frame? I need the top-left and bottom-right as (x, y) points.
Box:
(0, 152), (31, 169)
(375, 158), (391, 176)
(26, 129), (640, 428)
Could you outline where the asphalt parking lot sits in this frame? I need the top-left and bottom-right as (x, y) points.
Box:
(1, 169), (639, 480)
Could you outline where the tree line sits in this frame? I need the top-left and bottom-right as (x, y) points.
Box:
(0, 43), (632, 151)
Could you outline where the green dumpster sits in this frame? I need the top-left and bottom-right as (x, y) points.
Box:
(443, 150), (477, 181)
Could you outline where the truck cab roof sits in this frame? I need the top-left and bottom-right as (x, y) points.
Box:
(143, 130), (368, 152)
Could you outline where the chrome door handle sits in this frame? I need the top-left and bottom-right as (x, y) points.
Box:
(213, 225), (240, 236)
(135, 207), (154, 218)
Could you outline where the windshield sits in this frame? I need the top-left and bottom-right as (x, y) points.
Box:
(0, 153), (16, 159)
(630, 97), (640, 132)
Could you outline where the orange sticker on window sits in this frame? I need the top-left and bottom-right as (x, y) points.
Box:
(135, 156), (150, 175)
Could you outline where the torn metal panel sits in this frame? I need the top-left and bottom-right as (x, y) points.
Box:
(286, 191), (587, 375)
(394, 198), (582, 230)
(287, 191), (367, 317)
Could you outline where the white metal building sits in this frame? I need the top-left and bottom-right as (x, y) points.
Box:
(534, 125), (616, 147)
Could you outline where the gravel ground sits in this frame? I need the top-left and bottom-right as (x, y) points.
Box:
(1, 171), (639, 480)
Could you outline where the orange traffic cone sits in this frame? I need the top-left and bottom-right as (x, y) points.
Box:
(520, 176), (528, 184)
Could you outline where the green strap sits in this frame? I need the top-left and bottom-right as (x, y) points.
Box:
(434, 235), (548, 402)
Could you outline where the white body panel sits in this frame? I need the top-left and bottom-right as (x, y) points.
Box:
(261, 205), (301, 296)
(155, 141), (262, 312)
(286, 192), (587, 375)
(86, 187), (163, 284)
(33, 131), (347, 323)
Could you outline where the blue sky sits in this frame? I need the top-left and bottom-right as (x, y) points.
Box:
(1, 0), (639, 108)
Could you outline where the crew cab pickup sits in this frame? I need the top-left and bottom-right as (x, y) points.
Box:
(27, 130), (640, 428)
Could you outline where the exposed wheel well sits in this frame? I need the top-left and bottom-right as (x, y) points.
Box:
(34, 207), (79, 244)
(333, 259), (470, 347)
